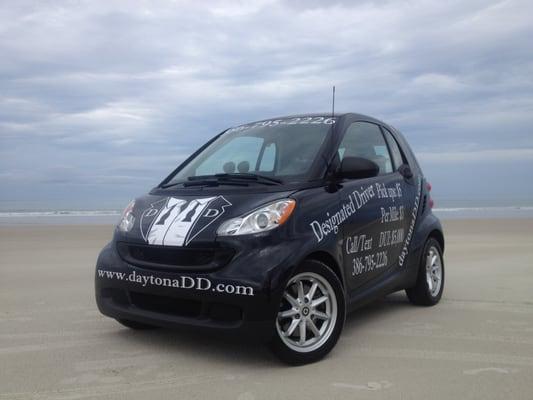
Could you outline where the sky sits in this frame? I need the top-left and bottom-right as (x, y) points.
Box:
(1, 0), (532, 210)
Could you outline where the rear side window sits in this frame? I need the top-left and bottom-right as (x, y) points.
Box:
(382, 128), (405, 170)
(338, 122), (393, 175)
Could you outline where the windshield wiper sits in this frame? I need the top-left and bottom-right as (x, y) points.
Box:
(222, 173), (283, 185)
(188, 173), (283, 185)
(160, 173), (283, 189)
(159, 181), (187, 189)
(160, 179), (249, 189)
(183, 179), (248, 187)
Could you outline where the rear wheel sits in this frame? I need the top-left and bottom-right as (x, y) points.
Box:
(406, 238), (444, 306)
(270, 259), (345, 365)
(116, 318), (158, 330)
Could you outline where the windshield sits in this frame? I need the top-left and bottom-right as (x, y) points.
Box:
(165, 117), (335, 185)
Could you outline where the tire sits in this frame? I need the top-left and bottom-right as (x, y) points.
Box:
(117, 318), (158, 330)
(269, 259), (345, 365)
(406, 237), (444, 306)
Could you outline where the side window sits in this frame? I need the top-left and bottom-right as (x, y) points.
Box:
(338, 122), (393, 175)
(382, 128), (405, 170)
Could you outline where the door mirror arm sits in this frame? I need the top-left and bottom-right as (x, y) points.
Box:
(324, 157), (341, 193)
(398, 163), (413, 179)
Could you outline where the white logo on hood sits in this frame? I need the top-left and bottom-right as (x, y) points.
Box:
(140, 196), (231, 246)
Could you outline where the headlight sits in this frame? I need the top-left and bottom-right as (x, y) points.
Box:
(117, 200), (135, 232)
(217, 199), (296, 236)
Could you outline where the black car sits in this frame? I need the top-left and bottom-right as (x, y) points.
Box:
(95, 113), (445, 364)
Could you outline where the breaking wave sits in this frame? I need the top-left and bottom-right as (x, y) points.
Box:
(0, 210), (121, 218)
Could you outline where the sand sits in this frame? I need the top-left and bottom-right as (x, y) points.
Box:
(1, 219), (533, 399)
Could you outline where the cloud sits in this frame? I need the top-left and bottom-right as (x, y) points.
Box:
(0, 0), (532, 207)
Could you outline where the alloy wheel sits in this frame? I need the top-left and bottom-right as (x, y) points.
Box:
(276, 272), (338, 353)
(425, 246), (443, 297)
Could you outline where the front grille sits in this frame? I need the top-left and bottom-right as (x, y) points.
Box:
(208, 303), (242, 322)
(116, 242), (234, 271)
(130, 291), (202, 317)
(103, 289), (243, 324)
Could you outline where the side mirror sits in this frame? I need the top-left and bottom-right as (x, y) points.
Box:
(338, 157), (379, 180)
(398, 163), (413, 179)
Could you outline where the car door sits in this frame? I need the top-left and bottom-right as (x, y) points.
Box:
(380, 126), (419, 269)
(337, 121), (413, 291)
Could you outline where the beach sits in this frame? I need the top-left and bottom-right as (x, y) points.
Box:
(1, 218), (533, 399)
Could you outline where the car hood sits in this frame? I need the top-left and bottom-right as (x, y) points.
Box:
(116, 190), (296, 246)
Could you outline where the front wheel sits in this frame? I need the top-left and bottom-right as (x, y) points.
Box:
(270, 260), (345, 365)
(406, 238), (445, 306)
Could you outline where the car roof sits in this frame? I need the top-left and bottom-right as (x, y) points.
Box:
(254, 112), (389, 127)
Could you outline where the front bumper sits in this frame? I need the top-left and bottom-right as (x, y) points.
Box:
(95, 237), (301, 341)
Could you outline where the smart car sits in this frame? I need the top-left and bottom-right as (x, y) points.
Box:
(95, 113), (445, 364)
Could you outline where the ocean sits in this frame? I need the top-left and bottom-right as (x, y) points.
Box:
(1, 206), (533, 225)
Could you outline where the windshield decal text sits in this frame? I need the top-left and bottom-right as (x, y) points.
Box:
(227, 116), (336, 133)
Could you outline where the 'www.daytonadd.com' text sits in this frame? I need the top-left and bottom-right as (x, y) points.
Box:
(97, 269), (254, 296)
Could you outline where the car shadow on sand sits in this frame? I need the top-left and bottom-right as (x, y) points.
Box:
(106, 292), (413, 367)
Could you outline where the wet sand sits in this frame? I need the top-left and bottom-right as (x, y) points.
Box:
(1, 219), (533, 399)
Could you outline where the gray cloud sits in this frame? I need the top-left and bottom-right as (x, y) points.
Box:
(1, 0), (532, 209)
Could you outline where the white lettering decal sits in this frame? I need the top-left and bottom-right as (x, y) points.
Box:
(398, 177), (422, 266)
(140, 196), (232, 246)
(352, 250), (388, 276)
(227, 116), (336, 133)
(98, 269), (254, 296)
